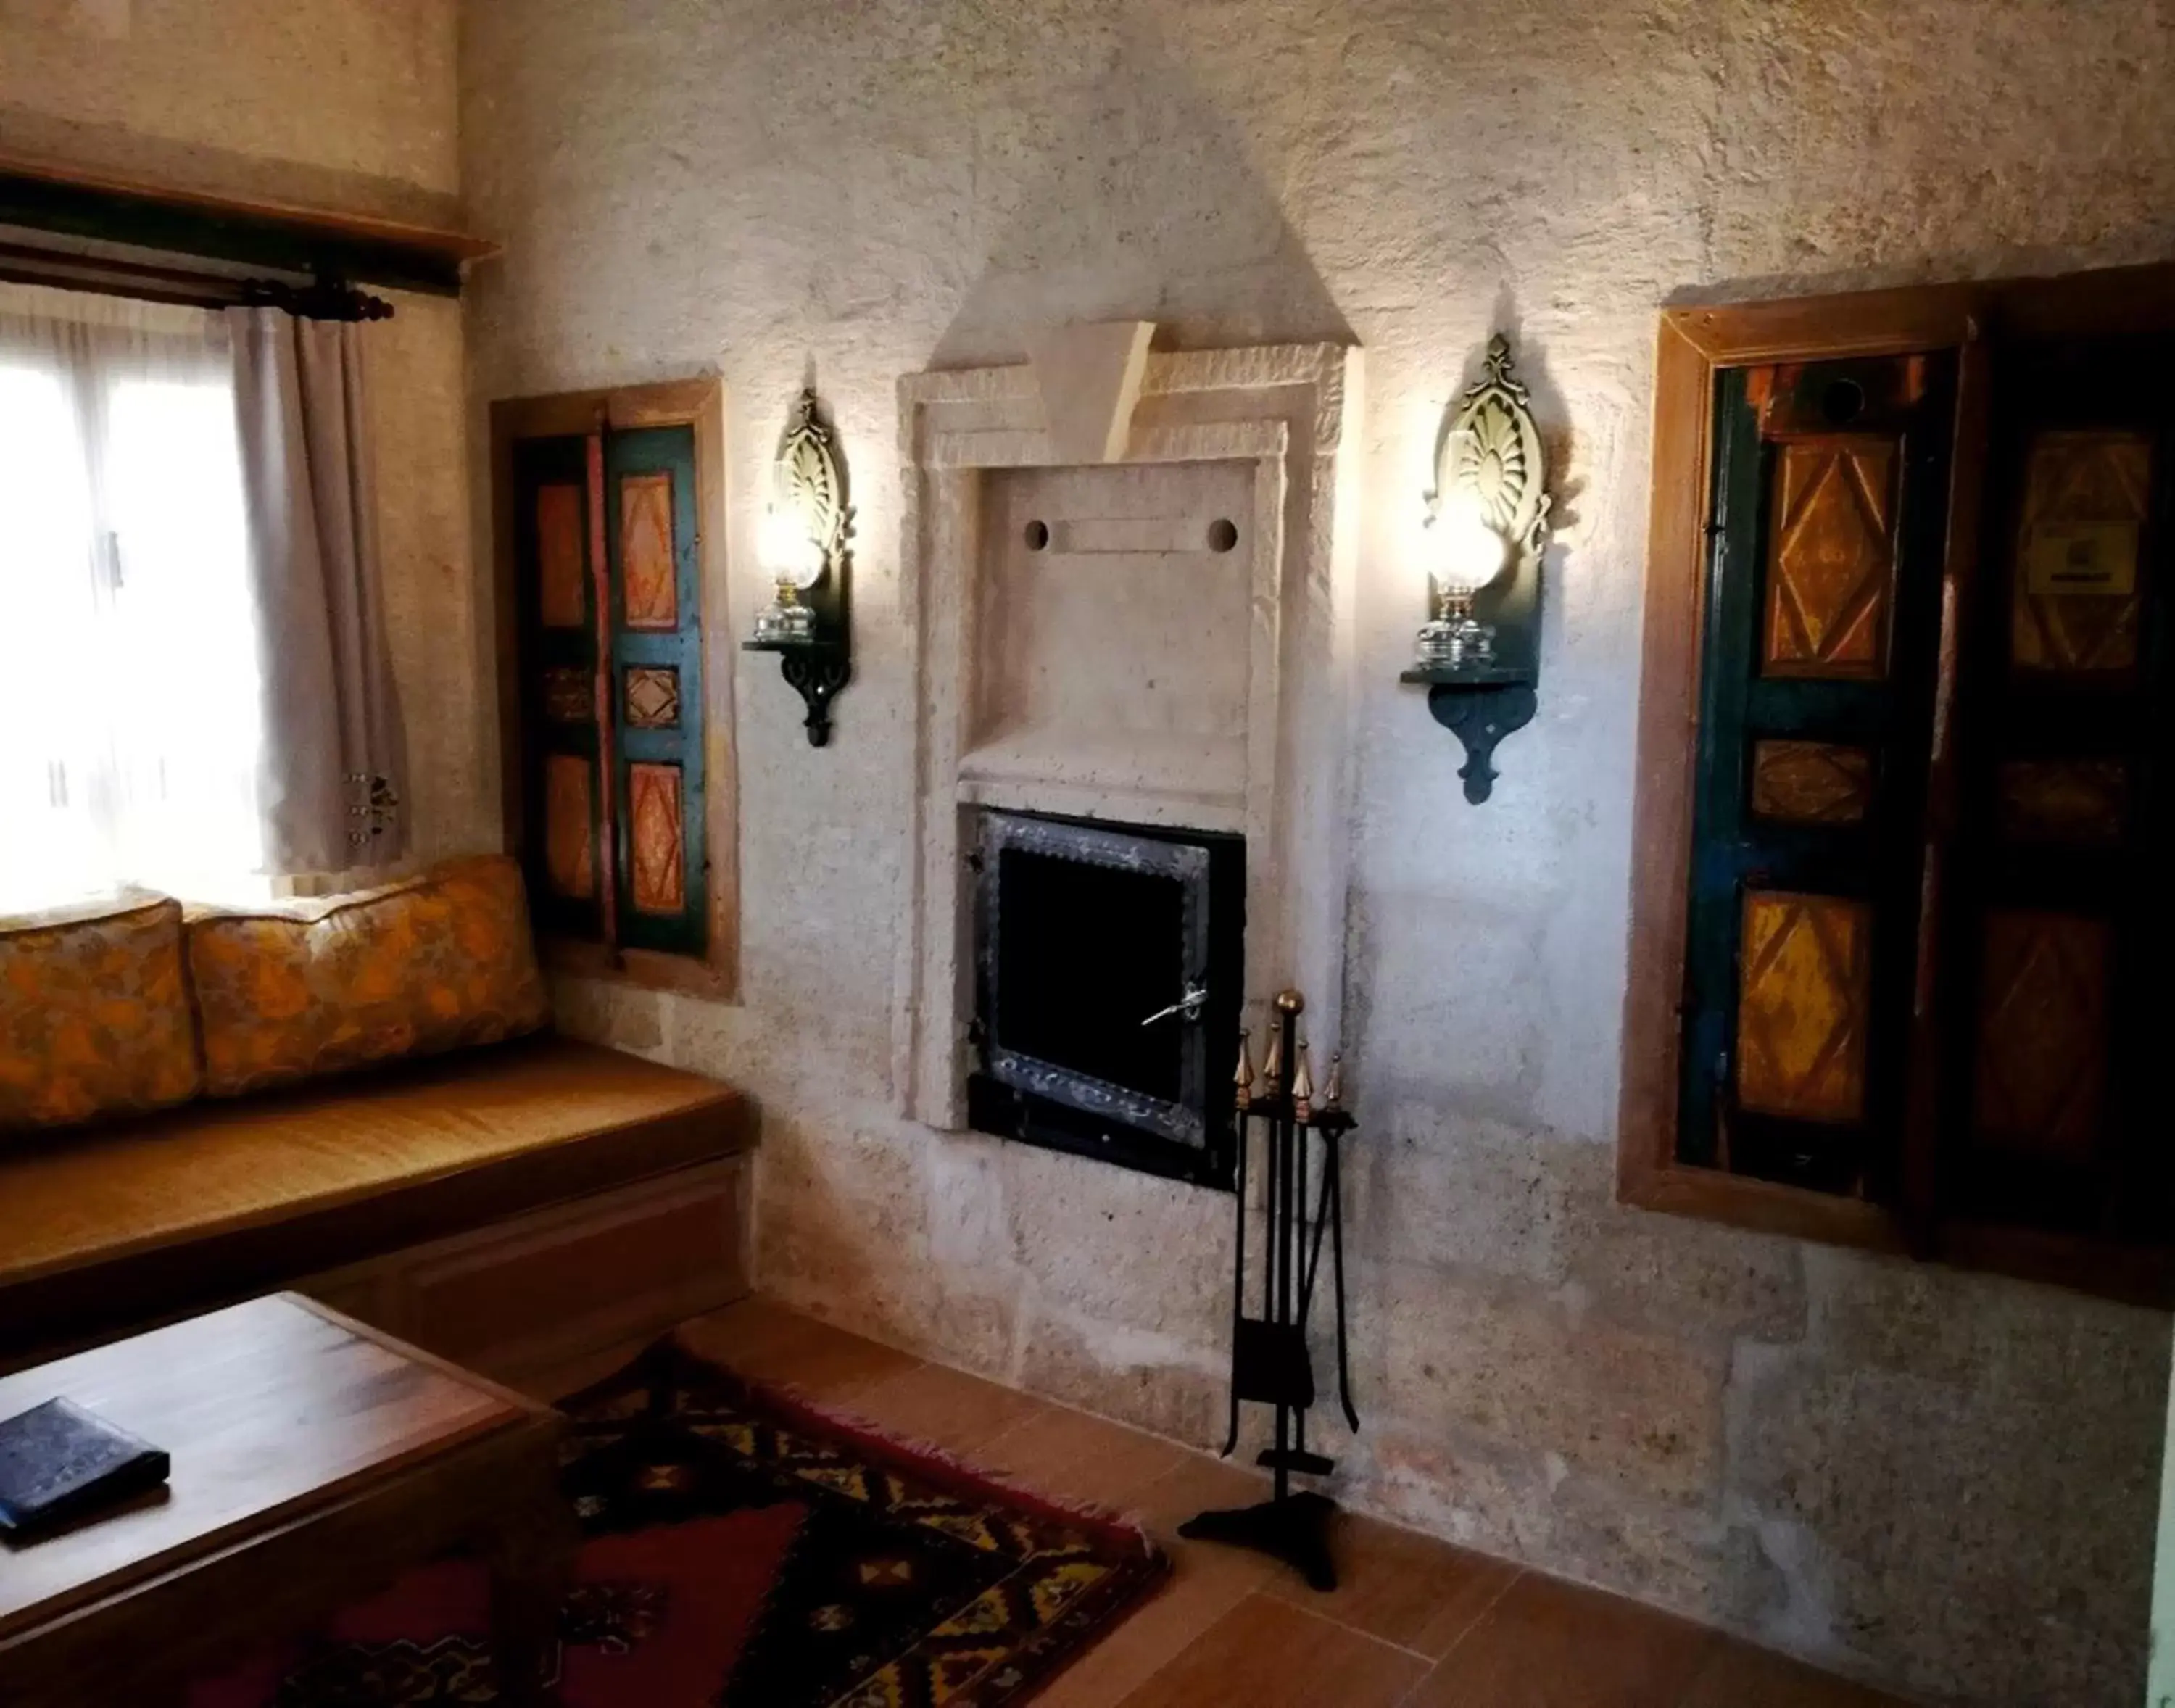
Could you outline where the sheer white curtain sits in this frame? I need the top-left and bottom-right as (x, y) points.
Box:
(0, 283), (268, 911)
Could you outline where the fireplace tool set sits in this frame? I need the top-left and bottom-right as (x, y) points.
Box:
(1181, 987), (1360, 1591)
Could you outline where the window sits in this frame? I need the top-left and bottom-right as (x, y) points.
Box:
(1622, 264), (2175, 1304)
(492, 379), (737, 998)
(0, 288), (263, 912)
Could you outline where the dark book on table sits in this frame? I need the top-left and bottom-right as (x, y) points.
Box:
(0, 1397), (170, 1539)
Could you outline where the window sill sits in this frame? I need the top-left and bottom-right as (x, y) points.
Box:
(542, 934), (735, 1004)
(1617, 1151), (1900, 1252)
(1617, 1151), (2175, 1310)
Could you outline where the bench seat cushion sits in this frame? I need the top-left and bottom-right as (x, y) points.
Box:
(0, 1035), (752, 1360)
(186, 855), (550, 1098)
(0, 892), (202, 1135)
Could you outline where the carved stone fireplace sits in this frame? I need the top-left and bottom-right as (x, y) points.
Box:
(893, 336), (1363, 1161)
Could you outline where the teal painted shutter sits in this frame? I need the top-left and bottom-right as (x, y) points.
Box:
(604, 423), (707, 957)
(1677, 356), (1953, 1199)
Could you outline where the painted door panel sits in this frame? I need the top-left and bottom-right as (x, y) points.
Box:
(1933, 335), (2173, 1241)
(512, 434), (605, 944)
(605, 424), (706, 957)
(1678, 356), (1953, 1198)
(510, 421), (708, 962)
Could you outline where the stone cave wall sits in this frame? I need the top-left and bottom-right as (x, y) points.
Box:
(455, 3), (2175, 1703)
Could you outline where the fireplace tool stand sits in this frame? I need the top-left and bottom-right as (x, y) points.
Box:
(1180, 987), (1359, 1591)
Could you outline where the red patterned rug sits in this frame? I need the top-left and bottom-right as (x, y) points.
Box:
(188, 1338), (1169, 1707)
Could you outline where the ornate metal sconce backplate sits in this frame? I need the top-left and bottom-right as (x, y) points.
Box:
(1404, 333), (1554, 803)
(779, 390), (850, 571)
(1437, 333), (1552, 567)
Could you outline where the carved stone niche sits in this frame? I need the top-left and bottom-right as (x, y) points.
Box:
(892, 334), (1364, 1132)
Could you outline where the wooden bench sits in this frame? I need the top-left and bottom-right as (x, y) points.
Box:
(0, 1036), (755, 1384)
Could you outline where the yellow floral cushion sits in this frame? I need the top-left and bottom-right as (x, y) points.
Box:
(0, 892), (203, 1133)
(186, 855), (552, 1098)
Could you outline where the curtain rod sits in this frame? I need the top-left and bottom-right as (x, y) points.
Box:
(0, 242), (394, 320)
(1, 152), (478, 297)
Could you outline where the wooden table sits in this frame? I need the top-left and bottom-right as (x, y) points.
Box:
(0, 1293), (573, 1707)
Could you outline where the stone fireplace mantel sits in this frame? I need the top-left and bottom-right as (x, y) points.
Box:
(892, 339), (1364, 1135)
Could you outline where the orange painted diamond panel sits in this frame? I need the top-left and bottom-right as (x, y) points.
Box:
(544, 753), (594, 900)
(2013, 431), (2150, 676)
(620, 472), (679, 631)
(536, 484), (587, 629)
(1762, 439), (1899, 679)
(1997, 759), (2129, 845)
(1736, 890), (1872, 1124)
(1750, 740), (1874, 825)
(628, 761), (685, 916)
(1973, 911), (2110, 1159)
(624, 666), (681, 730)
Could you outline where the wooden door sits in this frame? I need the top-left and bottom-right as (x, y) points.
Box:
(1934, 333), (2173, 1244)
(604, 424), (706, 958)
(511, 434), (608, 945)
(508, 420), (708, 962)
(1677, 355), (1955, 1198)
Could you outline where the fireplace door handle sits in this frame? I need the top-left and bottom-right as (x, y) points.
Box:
(1140, 984), (1209, 1028)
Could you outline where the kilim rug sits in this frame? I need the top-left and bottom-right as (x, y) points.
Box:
(189, 1338), (1170, 1708)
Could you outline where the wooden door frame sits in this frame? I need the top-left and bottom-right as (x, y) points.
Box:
(1617, 261), (2175, 1300)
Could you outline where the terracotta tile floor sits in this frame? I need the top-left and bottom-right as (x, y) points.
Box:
(525, 1298), (1915, 1708)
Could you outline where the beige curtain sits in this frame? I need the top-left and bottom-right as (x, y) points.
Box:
(225, 307), (407, 874)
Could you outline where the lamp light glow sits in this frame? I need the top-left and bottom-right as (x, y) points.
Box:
(752, 502), (821, 643)
(1428, 494), (1509, 595)
(759, 504), (821, 589)
(1414, 492), (1509, 670)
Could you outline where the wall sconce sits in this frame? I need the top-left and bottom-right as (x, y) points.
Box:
(744, 387), (853, 746)
(1401, 333), (1552, 803)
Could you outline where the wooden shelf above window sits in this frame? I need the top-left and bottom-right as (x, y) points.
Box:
(0, 152), (496, 297)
